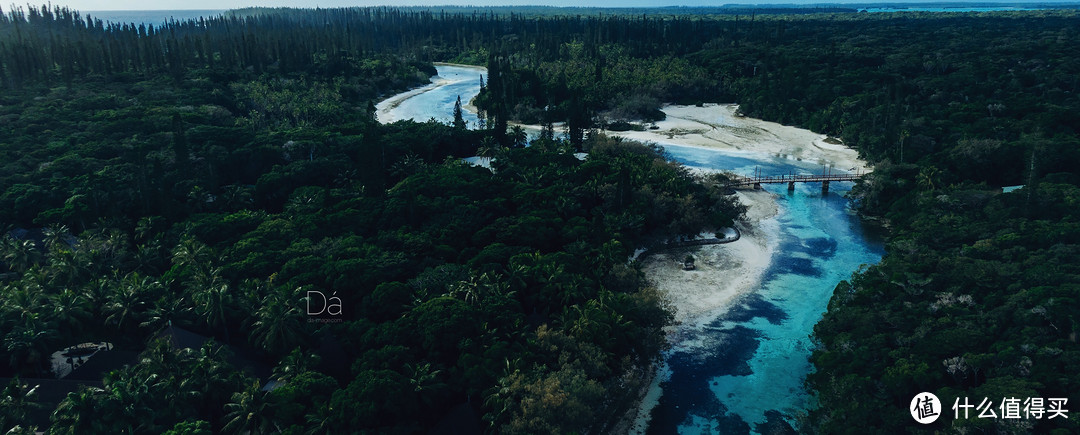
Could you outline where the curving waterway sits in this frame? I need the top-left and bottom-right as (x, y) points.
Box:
(379, 64), (884, 434)
(375, 63), (485, 126)
(639, 148), (884, 434)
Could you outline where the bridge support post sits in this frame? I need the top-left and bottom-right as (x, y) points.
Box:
(821, 181), (830, 194)
(753, 182), (762, 190)
(788, 181), (795, 191)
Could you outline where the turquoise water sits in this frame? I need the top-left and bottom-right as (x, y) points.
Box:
(387, 66), (885, 434)
(645, 145), (884, 434)
(377, 65), (485, 127)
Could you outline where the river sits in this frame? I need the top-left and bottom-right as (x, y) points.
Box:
(375, 64), (485, 126)
(636, 147), (884, 434)
(379, 64), (884, 434)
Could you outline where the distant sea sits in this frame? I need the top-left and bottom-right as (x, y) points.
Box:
(861, 6), (1044, 12)
(82, 10), (225, 28)
(77, 4), (1076, 28)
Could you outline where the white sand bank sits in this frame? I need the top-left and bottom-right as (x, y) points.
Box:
(617, 103), (869, 173)
(626, 190), (780, 434)
(623, 101), (872, 432)
(375, 63), (486, 124)
(641, 189), (779, 325)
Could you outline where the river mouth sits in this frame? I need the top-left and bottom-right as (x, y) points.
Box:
(379, 64), (884, 435)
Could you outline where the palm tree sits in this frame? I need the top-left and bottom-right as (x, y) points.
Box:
(49, 289), (92, 338)
(249, 287), (306, 355)
(46, 251), (85, 288)
(93, 229), (132, 272)
(82, 278), (113, 318)
(184, 342), (243, 419)
(138, 338), (184, 376)
(133, 240), (168, 275)
(49, 386), (106, 434)
(303, 403), (335, 435)
(171, 235), (213, 281)
(2, 281), (47, 324)
(271, 348), (320, 382)
(141, 292), (193, 333)
(192, 273), (235, 343)
(1, 377), (44, 431)
(222, 380), (277, 435)
(504, 262), (530, 294)
(917, 166), (940, 192)
(1, 238), (39, 274)
(104, 272), (158, 331)
(42, 224), (72, 256)
(134, 216), (160, 244)
(4, 424), (38, 434)
(100, 368), (157, 434)
(18, 266), (50, 293)
(388, 154), (428, 179)
(449, 279), (481, 305)
(450, 272), (512, 308)
(476, 136), (501, 160)
(219, 185), (255, 211)
(509, 125), (528, 148)
(3, 312), (56, 376)
(133, 340), (184, 404)
(129, 340), (206, 425)
(404, 362), (447, 407)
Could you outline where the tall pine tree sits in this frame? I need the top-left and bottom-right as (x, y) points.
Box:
(453, 95), (466, 130)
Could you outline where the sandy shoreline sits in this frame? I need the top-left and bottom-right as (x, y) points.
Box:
(642, 189), (778, 325)
(374, 62), (486, 123)
(377, 66), (871, 433)
(499, 103), (868, 175)
(383, 65), (867, 174)
(617, 103), (868, 174)
(617, 105), (868, 434)
(625, 188), (780, 434)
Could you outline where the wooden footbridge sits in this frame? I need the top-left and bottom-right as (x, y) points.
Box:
(725, 169), (865, 193)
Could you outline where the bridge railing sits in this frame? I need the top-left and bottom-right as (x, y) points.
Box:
(725, 172), (864, 186)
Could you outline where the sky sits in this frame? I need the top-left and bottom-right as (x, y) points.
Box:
(49, 0), (1003, 12)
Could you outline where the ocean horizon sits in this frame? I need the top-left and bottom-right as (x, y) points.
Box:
(74, 3), (1079, 27)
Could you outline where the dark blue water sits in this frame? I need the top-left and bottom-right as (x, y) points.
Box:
(384, 66), (885, 434)
(638, 145), (884, 434)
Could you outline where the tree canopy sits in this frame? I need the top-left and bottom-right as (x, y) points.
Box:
(3, 4), (1080, 433)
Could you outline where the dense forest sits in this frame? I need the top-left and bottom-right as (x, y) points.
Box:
(471, 11), (1080, 190)
(2, 4), (1080, 434)
(0, 5), (745, 434)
